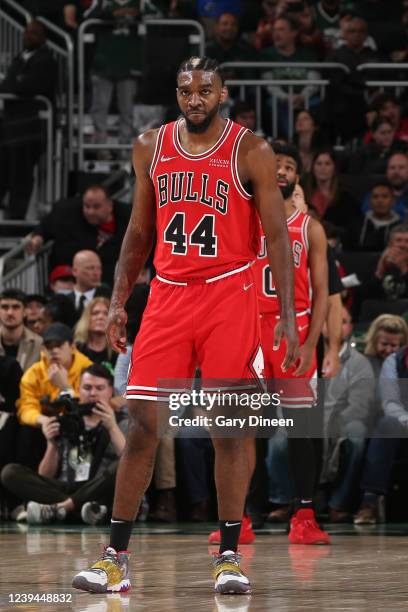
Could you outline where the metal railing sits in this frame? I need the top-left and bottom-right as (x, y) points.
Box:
(224, 78), (329, 140)
(357, 63), (408, 98)
(1, 0), (74, 169)
(0, 94), (54, 208)
(77, 18), (205, 169)
(0, 237), (53, 293)
(0, 0), (30, 77)
(36, 16), (74, 168)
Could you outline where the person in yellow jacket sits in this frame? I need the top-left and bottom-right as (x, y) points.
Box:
(18, 323), (93, 427)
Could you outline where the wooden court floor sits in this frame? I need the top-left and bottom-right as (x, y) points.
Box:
(1, 523), (408, 612)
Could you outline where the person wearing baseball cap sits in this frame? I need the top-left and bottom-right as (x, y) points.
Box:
(17, 322), (92, 430)
(49, 265), (75, 295)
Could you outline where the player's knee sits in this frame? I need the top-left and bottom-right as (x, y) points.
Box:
(126, 409), (158, 448)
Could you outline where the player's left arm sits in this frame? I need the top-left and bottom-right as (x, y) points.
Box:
(238, 133), (298, 371)
(295, 217), (328, 376)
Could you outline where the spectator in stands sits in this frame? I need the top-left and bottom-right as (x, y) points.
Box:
(0, 355), (23, 477)
(296, 2), (326, 59)
(312, 0), (340, 48)
(0, 20), (57, 219)
(0, 289), (42, 371)
(205, 12), (258, 81)
(326, 16), (380, 142)
(24, 294), (48, 335)
(48, 265), (76, 296)
(351, 117), (407, 176)
(74, 297), (116, 367)
(346, 181), (401, 252)
(365, 223), (408, 300)
(26, 185), (131, 287)
(84, 0), (141, 159)
(68, 250), (110, 319)
(17, 323), (92, 429)
(323, 306), (374, 522)
(332, 6), (378, 52)
(15, 322), (92, 470)
(261, 14), (320, 137)
(364, 314), (408, 377)
(354, 343), (408, 524)
(365, 94), (408, 145)
(230, 100), (257, 131)
(1, 364), (128, 525)
(62, 0), (82, 30)
(303, 148), (360, 231)
(362, 152), (408, 217)
(293, 109), (329, 173)
(196, 0), (243, 38)
(254, 0), (279, 50)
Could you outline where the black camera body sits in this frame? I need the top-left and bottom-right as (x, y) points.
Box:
(45, 397), (96, 444)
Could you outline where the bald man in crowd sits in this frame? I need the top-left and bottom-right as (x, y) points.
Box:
(69, 250), (111, 319)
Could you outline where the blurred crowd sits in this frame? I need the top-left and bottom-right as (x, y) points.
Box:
(1, 0), (408, 527)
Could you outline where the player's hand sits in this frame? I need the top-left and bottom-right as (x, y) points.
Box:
(107, 304), (128, 353)
(322, 347), (340, 378)
(294, 342), (314, 377)
(275, 317), (299, 372)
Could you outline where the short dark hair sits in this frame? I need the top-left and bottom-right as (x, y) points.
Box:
(371, 116), (393, 132)
(0, 288), (27, 305)
(177, 56), (225, 85)
(276, 13), (300, 31)
(370, 179), (393, 193)
(372, 93), (400, 112)
(81, 363), (114, 387)
(271, 141), (302, 175)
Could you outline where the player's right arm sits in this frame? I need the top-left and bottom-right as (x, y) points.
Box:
(107, 131), (158, 353)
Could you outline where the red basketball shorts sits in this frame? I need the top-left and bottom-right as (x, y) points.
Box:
(126, 265), (263, 401)
(260, 310), (317, 409)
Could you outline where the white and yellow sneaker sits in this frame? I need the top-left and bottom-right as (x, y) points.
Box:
(212, 551), (251, 595)
(72, 546), (130, 593)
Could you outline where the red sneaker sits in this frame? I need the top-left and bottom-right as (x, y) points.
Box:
(208, 516), (256, 545)
(288, 509), (331, 545)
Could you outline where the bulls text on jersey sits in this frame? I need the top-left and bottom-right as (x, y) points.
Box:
(157, 172), (229, 215)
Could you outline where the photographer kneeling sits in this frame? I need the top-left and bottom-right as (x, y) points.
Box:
(1, 363), (128, 525)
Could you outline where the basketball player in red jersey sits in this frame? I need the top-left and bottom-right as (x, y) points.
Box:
(208, 142), (330, 547)
(72, 57), (298, 595)
(258, 143), (330, 544)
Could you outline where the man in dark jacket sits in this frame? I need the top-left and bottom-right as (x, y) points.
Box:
(347, 182), (401, 252)
(0, 20), (57, 219)
(27, 185), (131, 286)
(326, 16), (380, 141)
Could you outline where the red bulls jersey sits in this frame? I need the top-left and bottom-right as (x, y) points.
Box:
(255, 209), (311, 315)
(150, 119), (259, 281)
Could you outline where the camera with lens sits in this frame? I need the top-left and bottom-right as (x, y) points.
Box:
(41, 394), (96, 444)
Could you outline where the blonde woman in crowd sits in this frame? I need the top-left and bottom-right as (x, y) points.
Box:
(364, 314), (408, 377)
(74, 297), (116, 367)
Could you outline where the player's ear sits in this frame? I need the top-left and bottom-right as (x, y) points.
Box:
(295, 174), (300, 184)
(220, 85), (229, 104)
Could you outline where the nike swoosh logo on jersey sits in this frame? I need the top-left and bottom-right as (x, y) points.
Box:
(298, 324), (309, 332)
(243, 283), (253, 291)
(160, 155), (177, 162)
(225, 522), (241, 527)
